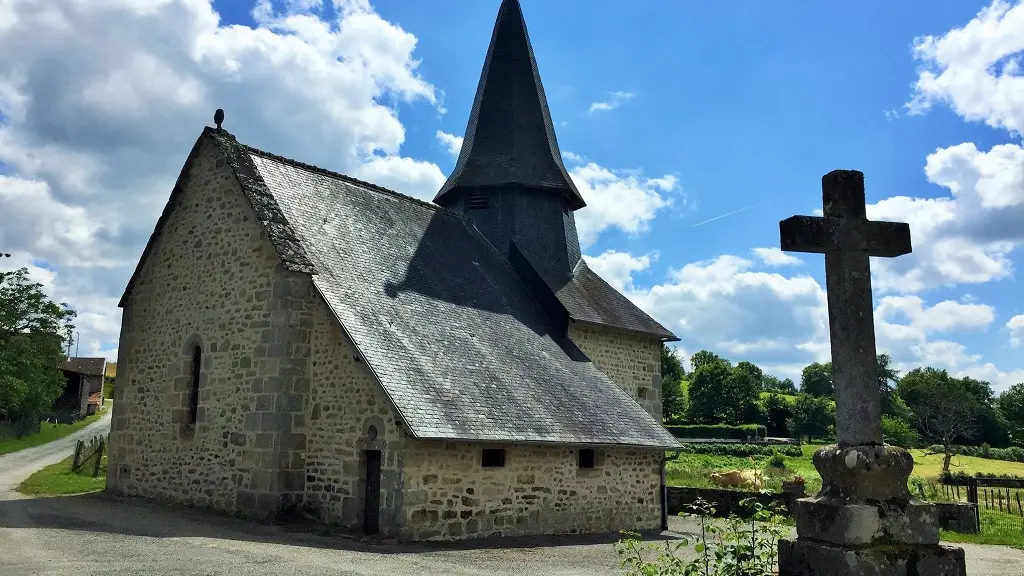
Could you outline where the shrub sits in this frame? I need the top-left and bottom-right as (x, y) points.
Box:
(767, 452), (786, 469)
(666, 424), (767, 441)
(678, 443), (802, 458)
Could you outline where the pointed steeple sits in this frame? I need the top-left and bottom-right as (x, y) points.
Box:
(434, 0), (585, 210)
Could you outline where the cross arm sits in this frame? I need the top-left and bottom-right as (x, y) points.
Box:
(779, 215), (912, 258)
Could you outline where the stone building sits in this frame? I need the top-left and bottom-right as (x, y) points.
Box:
(108, 0), (680, 541)
(54, 357), (106, 420)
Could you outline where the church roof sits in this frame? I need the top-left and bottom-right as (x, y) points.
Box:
(511, 243), (678, 341)
(156, 127), (677, 449)
(434, 0), (586, 211)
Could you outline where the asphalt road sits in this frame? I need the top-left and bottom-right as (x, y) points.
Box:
(0, 415), (1022, 575)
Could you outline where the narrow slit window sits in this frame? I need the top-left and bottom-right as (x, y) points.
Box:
(481, 448), (505, 468)
(188, 345), (202, 424)
(578, 448), (596, 469)
(467, 190), (489, 210)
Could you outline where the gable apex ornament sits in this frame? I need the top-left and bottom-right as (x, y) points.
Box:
(214, 108), (225, 131)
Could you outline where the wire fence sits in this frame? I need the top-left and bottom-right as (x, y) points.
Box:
(940, 480), (1024, 535)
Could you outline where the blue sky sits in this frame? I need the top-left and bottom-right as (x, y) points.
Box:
(1, 0), (1022, 390)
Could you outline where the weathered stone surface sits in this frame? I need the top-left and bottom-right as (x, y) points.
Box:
(402, 441), (661, 541)
(567, 322), (662, 420)
(935, 502), (979, 534)
(107, 136), (312, 519)
(778, 538), (966, 576)
(793, 498), (939, 546)
(777, 170), (964, 574)
(813, 445), (913, 501)
(302, 297), (404, 537)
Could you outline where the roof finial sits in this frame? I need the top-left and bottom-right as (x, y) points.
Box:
(214, 108), (225, 131)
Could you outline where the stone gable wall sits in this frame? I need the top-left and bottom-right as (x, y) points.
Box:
(303, 297), (406, 536)
(107, 137), (313, 519)
(567, 322), (663, 420)
(401, 441), (661, 540)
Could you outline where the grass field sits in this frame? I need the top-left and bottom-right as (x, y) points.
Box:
(0, 407), (108, 456)
(17, 453), (108, 496)
(667, 442), (1024, 496)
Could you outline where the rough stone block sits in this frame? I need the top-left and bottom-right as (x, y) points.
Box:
(793, 497), (939, 546)
(935, 502), (979, 534)
(778, 537), (966, 576)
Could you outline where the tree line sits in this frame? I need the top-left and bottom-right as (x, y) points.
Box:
(661, 346), (1024, 471)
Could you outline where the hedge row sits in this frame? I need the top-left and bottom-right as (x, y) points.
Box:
(677, 443), (803, 458)
(940, 471), (1024, 482)
(666, 424), (767, 440)
(927, 444), (1024, 464)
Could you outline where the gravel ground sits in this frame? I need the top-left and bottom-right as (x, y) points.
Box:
(1, 414), (1022, 575)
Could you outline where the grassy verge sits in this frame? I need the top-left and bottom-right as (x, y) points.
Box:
(17, 453), (107, 496)
(940, 509), (1024, 549)
(0, 407), (108, 456)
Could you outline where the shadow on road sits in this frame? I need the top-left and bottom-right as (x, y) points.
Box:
(0, 490), (683, 554)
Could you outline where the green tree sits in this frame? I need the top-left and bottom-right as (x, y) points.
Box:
(998, 383), (1024, 441)
(897, 367), (981, 472)
(660, 345), (686, 423)
(800, 362), (833, 397)
(729, 361), (764, 424)
(788, 393), (835, 442)
(762, 375), (797, 394)
(762, 393), (794, 437)
(685, 356), (733, 424)
(0, 267), (77, 429)
(959, 376), (1012, 447)
(882, 416), (920, 448)
(689, 349), (725, 373)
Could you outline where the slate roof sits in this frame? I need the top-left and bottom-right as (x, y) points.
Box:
(59, 357), (106, 377)
(512, 243), (678, 341)
(203, 134), (676, 449)
(434, 0), (585, 211)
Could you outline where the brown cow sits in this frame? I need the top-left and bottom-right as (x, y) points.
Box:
(710, 469), (763, 490)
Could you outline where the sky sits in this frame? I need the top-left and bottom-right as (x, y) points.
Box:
(0, 0), (1022, 392)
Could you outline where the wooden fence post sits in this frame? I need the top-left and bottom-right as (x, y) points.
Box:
(91, 440), (105, 478)
(72, 440), (83, 472)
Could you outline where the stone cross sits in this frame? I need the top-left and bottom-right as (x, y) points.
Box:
(779, 170), (911, 448)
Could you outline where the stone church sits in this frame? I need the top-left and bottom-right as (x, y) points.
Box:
(108, 0), (680, 541)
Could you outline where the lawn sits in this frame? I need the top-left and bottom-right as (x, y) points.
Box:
(940, 509), (1024, 550)
(0, 407), (108, 456)
(17, 453), (108, 496)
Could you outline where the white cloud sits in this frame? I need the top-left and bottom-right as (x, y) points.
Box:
(1009, 314), (1024, 346)
(588, 90), (634, 114)
(0, 0), (442, 360)
(570, 163), (677, 248)
(583, 250), (654, 292)
(435, 130), (462, 158)
(905, 0), (1024, 136)
(752, 247), (801, 267)
(884, 108), (900, 120)
(562, 150), (585, 163)
(867, 142), (1023, 293)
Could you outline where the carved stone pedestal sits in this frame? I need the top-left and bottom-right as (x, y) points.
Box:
(777, 445), (967, 576)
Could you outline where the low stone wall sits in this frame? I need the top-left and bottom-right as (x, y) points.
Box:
(667, 486), (803, 518)
(935, 502), (979, 533)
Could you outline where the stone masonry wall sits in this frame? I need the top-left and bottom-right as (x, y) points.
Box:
(303, 297), (406, 536)
(402, 441), (662, 541)
(568, 322), (662, 420)
(108, 136), (312, 519)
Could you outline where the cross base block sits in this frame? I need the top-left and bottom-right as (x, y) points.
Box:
(778, 538), (966, 576)
(793, 497), (940, 546)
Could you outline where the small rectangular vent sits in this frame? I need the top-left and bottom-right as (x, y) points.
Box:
(481, 448), (505, 467)
(467, 190), (489, 210)
(578, 448), (596, 469)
